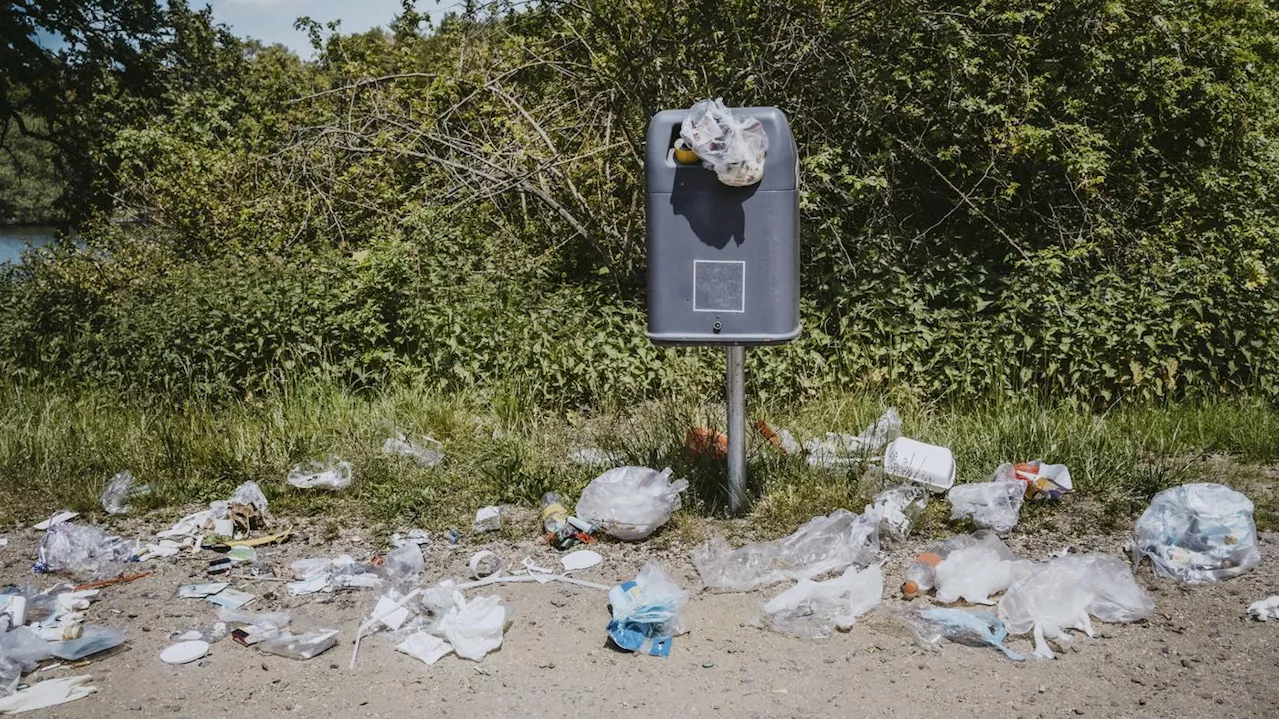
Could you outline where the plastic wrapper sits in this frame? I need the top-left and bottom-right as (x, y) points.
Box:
(760, 564), (882, 639)
(990, 461), (1073, 500)
(1131, 482), (1260, 584)
(35, 523), (139, 580)
(693, 509), (880, 592)
(286, 456), (352, 490)
(257, 627), (339, 660)
(804, 408), (902, 468)
(607, 560), (688, 657)
(382, 432), (443, 467)
(680, 98), (769, 186)
(997, 554), (1154, 659)
(933, 533), (1035, 605)
(865, 484), (927, 542)
(575, 466), (688, 540)
(99, 471), (149, 515)
(47, 625), (127, 661)
(948, 481), (1025, 533)
(899, 607), (1025, 661)
(0, 626), (52, 674)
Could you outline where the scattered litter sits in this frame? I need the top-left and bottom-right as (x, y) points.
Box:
(468, 551), (503, 580)
(761, 564), (882, 639)
(883, 437), (955, 492)
(169, 622), (227, 644)
(286, 457), (352, 490)
(381, 542), (424, 589)
(694, 509), (880, 592)
(1131, 482), (1261, 584)
(899, 607), (1025, 661)
(397, 632), (453, 666)
(136, 541), (182, 562)
(34, 523), (139, 580)
(389, 529), (429, 549)
(990, 461), (1073, 500)
(998, 554), (1154, 659)
(568, 447), (624, 467)
(99, 471), (150, 515)
(382, 432), (443, 467)
(865, 485), (927, 541)
(0, 595), (25, 629)
(607, 561), (688, 657)
(560, 550), (602, 572)
(472, 506), (501, 533)
(576, 466), (687, 540)
(805, 408), (902, 468)
(933, 534), (1035, 605)
(685, 427), (727, 460)
(33, 512), (78, 531)
(903, 530), (1010, 598)
(439, 595), (506, 661)
(159, 640), (208, 665)
(368, 592), (412, 633)
(0, 675), (97, 713)
(755, 420), (803, 455)
(71, 572), (151, 592)
(215, 530), (290, 550)
(948, 481), (1025, 533)
(540, 492), (570, 534)
(47, 626), (127, 661)
(205, 589), (255, 610)
(155, 481), (273, 544)
(680, 97), (769, 186)
(178, 582), (229, 599)
(0, 538), (6, 548)
(257, 627), (340, 661)
(1247, 596), (1279, 621)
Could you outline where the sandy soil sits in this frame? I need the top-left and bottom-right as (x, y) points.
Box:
(1, 517), (1276, 719)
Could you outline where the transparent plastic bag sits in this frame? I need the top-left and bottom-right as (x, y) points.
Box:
(381, 542), (424, 588)
(899, 607), (1025, 661)
(382, 432), (443, 467)
(35, 523), (139, 580)
(933, 534), (1035, 605)
(761, 564), (882, 639)
(865, 484), (927, 542)
(99, 471), (149, 515)
(680, 98), (769, 186)
(47, 625), (127, 660)
(257, 626), (339, 660)
(286, 456), (352, 490)
(805, 408), (902, 469)
(1132, 482), (1260, 583)
(997, 554), (1154, 659)
(575, 466), (688, 540)
(228, 480), (269, 513)
(693, 509), (880, 591)
(948, 481), (1025, 533)
(607, 560), (689, 656)
(439, 595), (505, 661)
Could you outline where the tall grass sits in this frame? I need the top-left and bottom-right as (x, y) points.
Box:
(0, 380), (1274, 535)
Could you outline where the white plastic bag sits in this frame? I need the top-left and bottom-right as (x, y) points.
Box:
(693, 509), (881, 591)
(382, 432), (443, 467)
(1247, 596), (1279, 621)
(1132, 482), (1260, 583)
(680, 98), (769, 186)
(933, 534), (1035, 605)
(99, 471), (149, 515)
(865, 484), (927, 541)
(575, 466), (688, 540)
(997, 554), (1154, 659)
(439, 595), (506, 661)
(948, 481), (1025, 533)
(760, 564), (882, 639)
(286, 456), (352, 490)
(227, 481), (269, 513)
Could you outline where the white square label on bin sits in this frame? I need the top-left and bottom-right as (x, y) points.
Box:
(692, 260), (745, 313)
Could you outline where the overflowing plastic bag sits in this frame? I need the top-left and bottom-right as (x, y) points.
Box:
(680, 98), (769, 186)
(948, 481), (1025, 533)
(997, 554), (1154, 659)
(865, 484), (927, 541)
(575, 466), (688, 540)
(760, 564), (882, 639)
(933, 534), (1035, 605)
(99, 471), (150, 515)
(607, 560), (688, 657)
(382, 432), (443, 468)
(286, 456), (352, 490)
(899, 607), (1025, 661)
(693, 509), (880, 592)
(34, 523), (139, 580)
(989, 461), (1073, 500)
(1131, 483), (1260, 584)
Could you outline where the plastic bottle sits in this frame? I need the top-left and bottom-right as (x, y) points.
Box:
(540, 492), (569, 533)
(901, 533), (995, 598)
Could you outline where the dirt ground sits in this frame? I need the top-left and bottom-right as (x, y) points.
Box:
(2, 515), (1276, 719)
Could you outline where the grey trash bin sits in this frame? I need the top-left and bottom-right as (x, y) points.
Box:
(645, 106), (800, 346)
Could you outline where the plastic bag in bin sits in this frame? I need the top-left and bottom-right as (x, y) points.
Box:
(680, 98), (769, 186)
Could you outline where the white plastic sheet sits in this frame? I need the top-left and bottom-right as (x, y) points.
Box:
(933, 534), (1035, 605)
(286, 457), (352, 490)
(760, 564), (882, 639)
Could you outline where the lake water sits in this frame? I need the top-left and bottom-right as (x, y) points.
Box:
(0, 225), (60, 264)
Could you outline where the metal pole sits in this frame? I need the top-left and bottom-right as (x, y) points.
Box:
(726, 345), (746, 514)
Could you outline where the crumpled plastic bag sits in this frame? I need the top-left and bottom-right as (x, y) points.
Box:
(933, 533), (1036, 605)
(898, 607), (1025, 661)
(382, 432), (443, 467)
(760, 564), (882, 639)
(865, 484), (927, 542)
(948, 481), (1025, 533)
(0, 626), (52, 696)
(680, 98), (769, 186)
(286, 456), (352, 490)
(380, 542), (424, 589)
(1247, 595), (1279, 621)
(99, 471), (150, 515)
(439, 595), (506, 661)
(607, 560), (689, 657)
(997, 554), (1154, 659)
(575, 466), (688, 540)
(1131, 482), (1260, 584)
(805, 408), (902, 469)
(693, 509), (881, 592)
(34, 523), (139, 580)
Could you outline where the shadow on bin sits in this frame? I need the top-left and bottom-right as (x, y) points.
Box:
(669, 172), (758, 249)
